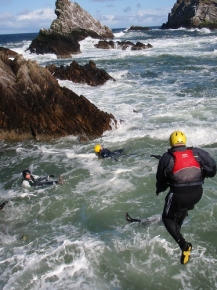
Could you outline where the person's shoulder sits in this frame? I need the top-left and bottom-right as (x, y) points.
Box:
(162, 150), (173, 159)
(22, 180), (31, 188)
(192, 147), (209, 155)
(32, 174), (40, 179)
(158, 151), (173, 166)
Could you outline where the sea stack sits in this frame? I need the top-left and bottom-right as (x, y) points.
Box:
(28, 0), (114, 58)
(161, 0), (217, 30)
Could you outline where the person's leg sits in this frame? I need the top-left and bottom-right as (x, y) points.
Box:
(162, 191), (192, 264)
(175, 210), (188, 229)
(162, 187), (203, 264)
(162, 191), (184, 242)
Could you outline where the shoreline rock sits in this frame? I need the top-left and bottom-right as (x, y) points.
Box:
(46, 60), (115, 86)
(0, 52), (117, 141)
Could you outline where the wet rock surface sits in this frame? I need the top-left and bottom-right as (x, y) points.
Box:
(0, 53), (116, 141)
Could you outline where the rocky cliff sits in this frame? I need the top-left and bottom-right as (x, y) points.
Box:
(28, 0), (114, 58)
(0, 52), (116, 141)
(161, 0), (217, 29)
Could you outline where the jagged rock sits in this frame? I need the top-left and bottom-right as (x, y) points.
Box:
(46, 60), (115, 86)
(0, 47), (18, 57)
(127, 25), (150, 31)
(28, 30), (81, 58)
(28, 0), (114, 58)
(161, 0), (217, 30)
(51, 0), (114, 38)
(94, 40), (153, 50)
(0, 53), (116, 141)
(94, 40), (115, 49)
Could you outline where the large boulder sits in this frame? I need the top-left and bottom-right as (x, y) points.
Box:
(28, 0), (114, 58)
(46, 60), (116, 86)
(161, 0), (217, 30)
(0, 52), (116, 141)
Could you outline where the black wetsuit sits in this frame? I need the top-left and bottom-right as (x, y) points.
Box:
(156, 145), (216, 249)
(22, 175), (59, 188)
(97, 148), (123, 159)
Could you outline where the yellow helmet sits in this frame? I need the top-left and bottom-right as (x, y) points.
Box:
(169, 131), (186, 147)
(94, 144), (102, 153)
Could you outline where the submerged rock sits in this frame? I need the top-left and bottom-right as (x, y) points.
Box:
(46, 60), (115, 86)
(0, 53), (116, 141)
(161, 0), (217, 30)
(28, 0), (114, 58)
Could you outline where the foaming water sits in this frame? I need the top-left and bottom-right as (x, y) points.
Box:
(0, 28), (217, 289)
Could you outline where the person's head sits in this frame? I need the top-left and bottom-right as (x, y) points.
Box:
(94, 144), (102, 153)
(169, 131), (186, 147)
(22, 169), (31, 180)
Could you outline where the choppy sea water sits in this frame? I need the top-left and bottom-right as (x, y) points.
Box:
(0, 27), (217, 290)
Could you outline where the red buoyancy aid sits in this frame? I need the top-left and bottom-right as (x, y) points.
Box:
(171, 149), (202, 186)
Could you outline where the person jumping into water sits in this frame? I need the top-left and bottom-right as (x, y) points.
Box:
(21, 169), (64, 188)
(156, 131), (216, 265)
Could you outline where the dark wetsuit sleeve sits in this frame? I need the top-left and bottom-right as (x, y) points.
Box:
(156, 152), (172, 194)
(100, 148), (112, 158)
(35, 181), (58, 186)
(193, 148), (216, 178)
(32, 175), (59, 186)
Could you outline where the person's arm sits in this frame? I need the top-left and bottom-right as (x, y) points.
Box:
(156, 153), (171, 195)
(100, 148), (112, 158)
(194, 148), (216, 178)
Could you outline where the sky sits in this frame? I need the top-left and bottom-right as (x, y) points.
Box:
(0, 0), (177, 34)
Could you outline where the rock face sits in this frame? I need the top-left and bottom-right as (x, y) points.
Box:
(46, 60), (115, 86)
(51, 0), (113, 38)
(161, 0), (217, 29)
(0, 47), (18, 57)
(28, 0), (114, 58)
(94, 40), (153, 50)
(0, 52), (116, 141)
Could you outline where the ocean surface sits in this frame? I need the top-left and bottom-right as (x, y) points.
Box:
(0, 27), (217, 290)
